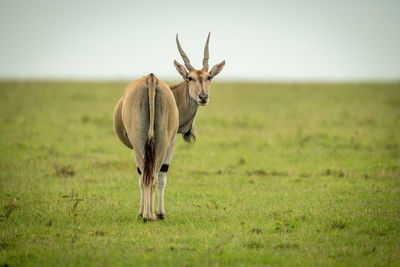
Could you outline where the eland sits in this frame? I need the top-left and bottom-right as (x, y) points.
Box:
(113, 33), (225, 222)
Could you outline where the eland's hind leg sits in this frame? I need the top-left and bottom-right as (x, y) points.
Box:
(150, 178), (157, 220)
(157, 135), (176, 220)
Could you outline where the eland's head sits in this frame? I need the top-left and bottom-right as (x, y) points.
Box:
(174, 33), (225, 106)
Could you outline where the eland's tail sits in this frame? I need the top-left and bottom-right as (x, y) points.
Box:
(143, 73), (157, 186)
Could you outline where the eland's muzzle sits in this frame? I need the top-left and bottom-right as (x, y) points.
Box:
(198, 93), (208, 105)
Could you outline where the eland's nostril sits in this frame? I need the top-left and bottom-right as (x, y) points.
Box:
(199, 93), (208, 101)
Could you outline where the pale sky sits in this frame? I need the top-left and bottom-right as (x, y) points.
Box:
(1, 0), (399, 81)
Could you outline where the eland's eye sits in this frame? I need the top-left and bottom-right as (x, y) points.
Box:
(207, 76), (212, 80)
(188, 77), (193, 81)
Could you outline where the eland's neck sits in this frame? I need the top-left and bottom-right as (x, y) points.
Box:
(170, 81), (199, 134)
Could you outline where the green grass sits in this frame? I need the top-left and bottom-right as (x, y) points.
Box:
(0, 80), (399, 266)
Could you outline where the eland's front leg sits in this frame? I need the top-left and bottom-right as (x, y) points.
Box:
(157, 137), (176, 220)
(138, 174), (144, 217)
(157, 171), (167, 220)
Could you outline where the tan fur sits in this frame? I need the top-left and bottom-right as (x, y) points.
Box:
(113, 74), (178, 221)
(142, 74), (157, 187)
(113, 97), (133, 149)
(174, 33), (225, 108)
(171, 34), (225, 140)
(113, 34), (224, 221)
(169, 81), (198, 134)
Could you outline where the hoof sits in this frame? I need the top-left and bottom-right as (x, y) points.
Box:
(143, 217), (155, 223)
(157, 214), (165, 220)
(138, 214), (143, 220)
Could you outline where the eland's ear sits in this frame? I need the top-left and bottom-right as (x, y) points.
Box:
(210, 60), (225, 77)
(174, 60), (188, 80)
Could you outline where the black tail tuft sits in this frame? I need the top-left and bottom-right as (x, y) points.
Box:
(143, 136), (156, 185)
(183, 128), (196, 144)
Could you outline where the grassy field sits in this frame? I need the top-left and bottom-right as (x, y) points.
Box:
(0, 80), (399, 266)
